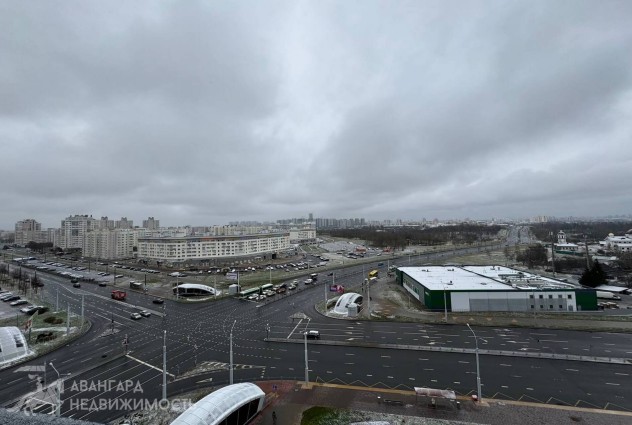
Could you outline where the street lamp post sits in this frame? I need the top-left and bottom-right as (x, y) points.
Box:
(49, 362), (62, 417)
(443, 285), (448, 322)
(466, 323), (482, 402)
(229, 320), (236, 385)
(304, 330), (309, 385)
(162, 330), (167, 401)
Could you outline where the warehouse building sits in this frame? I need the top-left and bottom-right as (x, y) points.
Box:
(395, 265), (597, 313)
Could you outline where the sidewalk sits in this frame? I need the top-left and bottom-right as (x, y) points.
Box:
(251, 381), (632, 425)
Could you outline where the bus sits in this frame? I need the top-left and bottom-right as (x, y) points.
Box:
(259, 283), (274, 292)
(368, 270), (379, 279)
(238, 287), (260, 298)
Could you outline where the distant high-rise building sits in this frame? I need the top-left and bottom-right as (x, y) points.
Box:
(15, 219), (45, 245)
(142, 217), (160, 230)
(60, 215), (96, 249)
(308, 213), (313, 222)
(115, 217), (133, 229)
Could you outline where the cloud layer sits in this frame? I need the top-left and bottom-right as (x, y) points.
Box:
(2, 0), (632, 229)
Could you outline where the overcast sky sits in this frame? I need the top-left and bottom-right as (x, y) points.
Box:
(2, 1), (632, 230)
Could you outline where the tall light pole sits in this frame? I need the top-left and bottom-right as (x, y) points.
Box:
(443, 285), (448, 322)
(49, 362), (61, 417)
(229, 320), (236, 385)
(304, 330), (309, 385)
(162, 330), (167, 401)
(466, 323), (482, 402)
(550, 231), (557, 277)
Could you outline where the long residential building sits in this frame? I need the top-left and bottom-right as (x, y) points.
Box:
(137, 233), (291, 263)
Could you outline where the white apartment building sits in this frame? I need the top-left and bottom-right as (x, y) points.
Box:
(60, 215), (97, 250)
(138, 233), (290, 263)
(15, 219), (41, 245)
(289, 227), (317, 244)
(142, 217), (160, 230)
(83, 228), (140, 260)
(600, 230), (632, 253)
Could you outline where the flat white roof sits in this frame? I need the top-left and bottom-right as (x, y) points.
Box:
(463, 266), (578, 289)
(400, 266), (578, 291)
(400, 266), (512, 291)
(595, 285), (629, 293)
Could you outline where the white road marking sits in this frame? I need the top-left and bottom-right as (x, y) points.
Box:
(126, 354), (175, 377)
(606, 383), (620, 386)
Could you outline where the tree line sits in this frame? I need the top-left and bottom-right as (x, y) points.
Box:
(324, 224), (503, 249)
(530, 221), (632, 243)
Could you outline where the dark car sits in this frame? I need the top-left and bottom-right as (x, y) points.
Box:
(304, 330), (320, 339)
(3, 295), (20, 302)
(99, 282), (107, 287)
(152, 298), (164, 304)
(73, 282), (81, 288)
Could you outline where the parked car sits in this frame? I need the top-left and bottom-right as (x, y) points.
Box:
(73, 282), (81, 288)
(99, 282), (107, 287)
(3, 295), (20, 302)
(152, 298), (164, 304)
(288, 284), (297, 290)
(10, 299), (28, 306)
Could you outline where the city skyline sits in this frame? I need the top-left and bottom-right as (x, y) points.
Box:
(2, 2), (632, 230)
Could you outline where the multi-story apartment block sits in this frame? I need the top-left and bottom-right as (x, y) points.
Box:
(83, 228), (139, 260)
(95, 217), (115, 230)
(115, 217), (133, 229)
(14, 219), (48, 245)
(138, 233), (290, 263)
(60, 215), (97, 250)
(142, 217), (160, 230)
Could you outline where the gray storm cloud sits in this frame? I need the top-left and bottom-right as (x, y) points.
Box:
(1, 0), (631, 228)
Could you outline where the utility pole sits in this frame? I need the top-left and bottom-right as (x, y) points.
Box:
(56, 288), (59, 311)
(66, 303), (70, 336)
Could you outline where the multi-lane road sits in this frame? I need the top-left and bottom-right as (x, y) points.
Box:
(1, 238), (631, 422)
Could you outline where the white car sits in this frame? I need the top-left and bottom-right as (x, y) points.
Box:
(130, 313), (142, 320)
